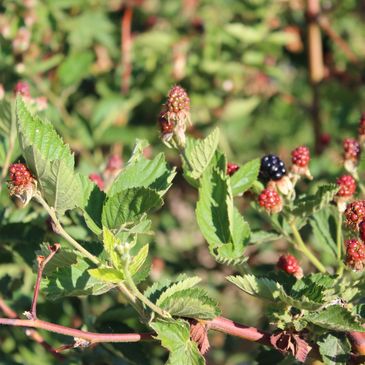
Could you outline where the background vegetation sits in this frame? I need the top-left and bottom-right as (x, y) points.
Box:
(1, 0), (365, 364)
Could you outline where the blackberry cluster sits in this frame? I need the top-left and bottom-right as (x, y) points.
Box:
(166, 85), (190, 115)
(258, 188), (282, 214)
(259, 154), (286, 182)
(291, 146), (310, 167)
(345, 200), (365, 230)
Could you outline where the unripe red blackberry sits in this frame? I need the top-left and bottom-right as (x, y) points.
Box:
(14, 81), (30, 97)
(343, 138), (361, 162)
(227, 162), (239, 176)
(345, 238), (365, 271)
(9, 163), (33, 186)
(258, 188), (282, 214)
(336, 175), (356, 198)
(344, 200), (365, 230)
(291, 146), (310, 167)
(8, 163), (36, 205)
(277, 254), (303, 278)
(166, 85), (190, 115)
(89, 173), (104, 190)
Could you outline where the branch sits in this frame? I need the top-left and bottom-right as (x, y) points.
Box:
(30, 244), (60, 319)
(0, 317), (153, 344)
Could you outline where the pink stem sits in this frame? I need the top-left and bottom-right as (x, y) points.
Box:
(0, 318), (153, 343)
(209, 316), (271, 345)
(31, 244), (60, 319)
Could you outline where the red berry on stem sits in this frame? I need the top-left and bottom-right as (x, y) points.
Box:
(258, 188), (282, 214)
(343, 138), (361, 161)
(227, 162), (239, 176)
(291, 146), (310, 167)
(159, 113), (174, 135)
(345, 238), (365, 271)
(9, 163), (33, 186)
(336, 175), (356, 197)
(344, 200), (365, 230)
(277, 254), (303, 277)
(166, 85), (190, 115)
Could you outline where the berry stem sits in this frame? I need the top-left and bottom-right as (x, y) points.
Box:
(123, 265), (171, 319)
(289, 222), (327, 273)
(34, 193), (100, 266)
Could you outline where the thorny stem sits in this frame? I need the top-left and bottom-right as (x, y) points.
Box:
(289, 222), (327, 273)
(31, 244), (60, 319)
(0, 99), (17, 181)
(33, 193), (100, 266)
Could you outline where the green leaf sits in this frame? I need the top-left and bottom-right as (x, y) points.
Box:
(196, 152), (250, 263)
(16, 97), (82, 213)
(183, 128), (220, 180)
(129, 244), (149, 276)
(156, 276), (202, 306)
(227, 275), (280, 302)
(102, 187), (162, 230)
(109, 152), (176, 197)
(81, 179), (106, 236)
(230, 158), (260, 196)
(42, 254), (115, 299)
(292, 184), (339, 219)
(150, 319), (205, 365)
(310, 209), (337, 260)
(0, 98), (11, 137)
(304, 305), (365, 332)
(250, 230), (282, 244)
(158, 288), (220, 320)
(318, 333), (351, 365)
(88, 268), (124, 283)
(57, 51), (94, 87)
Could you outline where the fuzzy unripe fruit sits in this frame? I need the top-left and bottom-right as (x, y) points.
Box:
(343, 138), (361, 162)
(8, 163), (35, 205)
(166, 85), (190, 115)
(291, 146), (310, 167)
(226, 163), (239, 176)
(336, 175), (356, 198)
(258, 188), (282, 214)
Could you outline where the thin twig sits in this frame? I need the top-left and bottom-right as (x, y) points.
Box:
(31, 244), (60, 319)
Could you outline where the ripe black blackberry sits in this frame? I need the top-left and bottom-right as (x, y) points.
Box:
(259, 154), (286, 182)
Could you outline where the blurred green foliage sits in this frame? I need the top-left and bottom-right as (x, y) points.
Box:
(1, 0), (365, 364)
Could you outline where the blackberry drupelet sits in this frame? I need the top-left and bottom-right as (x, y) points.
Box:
(259, 154), (286, 182)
